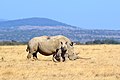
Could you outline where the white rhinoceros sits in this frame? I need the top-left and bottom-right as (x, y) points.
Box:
(26, 35), (80, 62)
(26, 36), (67, 62)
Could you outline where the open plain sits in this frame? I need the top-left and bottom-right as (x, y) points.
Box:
(0, 45), (120, 80)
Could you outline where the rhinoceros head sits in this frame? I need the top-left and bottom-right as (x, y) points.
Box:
(67, 42), (80, 60)
(60, 42), (68, 52)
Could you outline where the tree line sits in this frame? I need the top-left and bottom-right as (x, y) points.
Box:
(85, 39), (120, 44)
(0, 40), (27, 45)
(0, 39), (120, 45)
(75, 39), (120, 45)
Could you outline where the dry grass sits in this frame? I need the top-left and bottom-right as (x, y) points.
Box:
(0, 45), (120, 80)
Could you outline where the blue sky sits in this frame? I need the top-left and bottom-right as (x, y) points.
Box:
(0, 0), (120, 30)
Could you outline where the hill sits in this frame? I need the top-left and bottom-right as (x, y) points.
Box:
(0, 18), (77, 30)
(0, 19), (7, 22)
(0, 17), (120, 43)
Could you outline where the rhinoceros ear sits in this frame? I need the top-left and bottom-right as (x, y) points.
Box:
(70, 42), (76, 46)
(65, 42), (68, 44)
(70, 42), (74, 46)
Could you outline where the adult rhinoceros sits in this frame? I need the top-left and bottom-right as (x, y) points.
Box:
(26, 36), (67, 62)
(26, 35), (80, 62)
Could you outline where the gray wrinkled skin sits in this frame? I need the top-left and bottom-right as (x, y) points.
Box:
(26, 36), (68, 62)
(26, 35), (80, 62)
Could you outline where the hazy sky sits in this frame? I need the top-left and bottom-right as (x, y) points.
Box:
(0, 0), (120, 30)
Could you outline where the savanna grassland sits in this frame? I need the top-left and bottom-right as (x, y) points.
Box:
(0, 45), (120, 80)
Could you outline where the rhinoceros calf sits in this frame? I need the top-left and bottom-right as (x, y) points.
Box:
(50, 35), (80, 61)
(26, 36), (68, 62)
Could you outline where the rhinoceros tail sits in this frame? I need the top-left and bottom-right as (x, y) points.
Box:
(26, 45), (29, 52)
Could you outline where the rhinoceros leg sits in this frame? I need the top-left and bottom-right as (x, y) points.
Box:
(27, 52), (38, 60)
(56, 49), (63, 62)
(52, 54), (59, 62)
(53, 50), (69, 62)
(27, 49), (37, 59)
(52, 49), (63, 62)
(33, 52), (38, 60)
(62, 53), (69, 62)
(53, 54), (62, 62)
(27, 53), (32, 59)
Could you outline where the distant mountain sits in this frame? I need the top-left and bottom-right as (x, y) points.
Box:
(0, 17), (120, 43)
(0, 17), (78, 30)
(0, 19), (7, 22)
